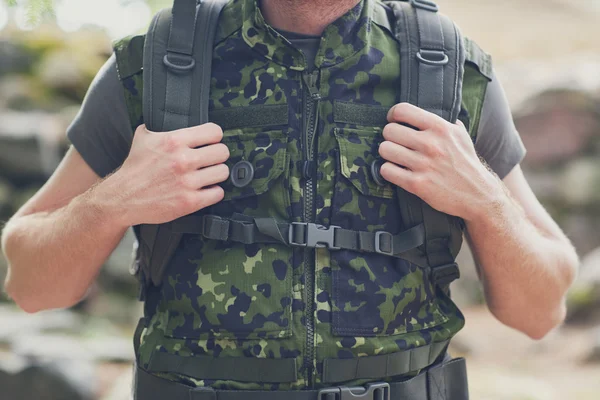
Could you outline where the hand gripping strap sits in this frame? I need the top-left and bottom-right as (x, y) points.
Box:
(388, 0), (465, 290)
(140, 0), (228, 287)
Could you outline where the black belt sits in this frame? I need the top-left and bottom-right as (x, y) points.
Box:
(134, 357), (469, 400)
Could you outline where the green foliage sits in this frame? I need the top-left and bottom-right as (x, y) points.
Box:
(3, 0), (54, 26)
(2, 0), (172, 25)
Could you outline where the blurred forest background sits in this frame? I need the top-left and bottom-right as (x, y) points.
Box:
(0, 0), (600, 399)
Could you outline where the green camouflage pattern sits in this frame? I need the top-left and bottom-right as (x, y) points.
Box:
(113, 0), (491, 391)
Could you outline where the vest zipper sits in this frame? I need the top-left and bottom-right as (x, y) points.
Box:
(301, 69), (321, 388)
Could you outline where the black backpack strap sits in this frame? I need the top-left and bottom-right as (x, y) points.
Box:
(139, 0), (228, 287)
(388, 0), (466, 292)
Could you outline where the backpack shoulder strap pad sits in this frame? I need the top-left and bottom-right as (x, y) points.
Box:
(139, 0), (228, 287)
(387, 0), (466, 290)
(388, 0), (466, 122)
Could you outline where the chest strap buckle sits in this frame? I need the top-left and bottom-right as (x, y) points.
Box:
(289, 222), (341, 250)
(318, 382), (390, 400)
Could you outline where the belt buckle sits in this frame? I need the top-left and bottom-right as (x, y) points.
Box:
(318, 382), (390, 400)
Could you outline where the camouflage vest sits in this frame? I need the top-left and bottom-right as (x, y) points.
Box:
(113, 0), (492, 391)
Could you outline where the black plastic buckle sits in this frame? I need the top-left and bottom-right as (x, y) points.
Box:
(416, 49), (449, 66)
(431, 263), (460, 286)
(163, 52), (196, 72)
(202, 215), (229, 241)
(375, 231), (394, 256)
(289, 223), (341, 250)
(409, 0), (439, 12)
(318, 383), (390, 400)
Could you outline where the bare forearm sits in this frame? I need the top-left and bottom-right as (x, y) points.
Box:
(466, 187), (578, 339)
(2, 185), (127, 313)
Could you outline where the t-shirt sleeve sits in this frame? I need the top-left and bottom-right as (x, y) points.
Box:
(474, 70), (527, 180)
(67, 55), (134, 178)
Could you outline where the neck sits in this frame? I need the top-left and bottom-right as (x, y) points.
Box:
(260, 0), (362, 36)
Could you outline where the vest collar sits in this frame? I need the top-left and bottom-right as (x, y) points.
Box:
(241, 0), (374, 71)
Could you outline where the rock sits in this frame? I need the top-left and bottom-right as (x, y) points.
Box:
(103, 229), (138, 286)
(450, 244), (484, 308)
(0, 111), (69, 185)
(0, 177), (14, 221)
(37, 49), (87, 94)
(496, 54), (600, 110)
(0, 76), (45, 111)
(560, 158), (600, 207)
(0, 257), (7, 300)
(0, 134), (46, 184)
(562, 214), (600, 257)
(522, 169), (564, 203)
(567, 248), (600, 324)
(11, 333), (134, 364)
(100, 367), (134, 400)
(0, 41), (34, 76)
(586, 327), (600, 363)
(0, 306), (82, 343)
(467, 365), (557, 400)
(0, 305), (134, 363)
(0, 354), (94, 400)
(514, 89), (600, 168)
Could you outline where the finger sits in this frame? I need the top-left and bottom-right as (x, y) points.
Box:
(170, 122), (224, 149)
(379, 162), (417, 192)
(387, 103), (445, 131)
(382, 122), (425, 152)
(193, 185), (226, 210)
(378, 141), (427, 171)
(187, 143), (230, 169)
(186, 163), (230, 189)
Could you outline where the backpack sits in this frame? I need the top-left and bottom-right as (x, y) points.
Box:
(134, 0), (489, 293)
(116, 0), (494, 390)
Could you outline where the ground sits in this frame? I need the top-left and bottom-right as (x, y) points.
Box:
(455, 307), (600, 400)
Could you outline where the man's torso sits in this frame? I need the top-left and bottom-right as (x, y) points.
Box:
(68, 0), (525, 390)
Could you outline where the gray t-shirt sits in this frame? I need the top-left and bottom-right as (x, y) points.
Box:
(67, 34), (525, 180)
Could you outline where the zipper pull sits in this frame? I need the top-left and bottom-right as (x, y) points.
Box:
(302, 70), (321, 101)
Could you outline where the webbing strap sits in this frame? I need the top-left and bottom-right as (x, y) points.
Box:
(170, 214), (426, 258)
(169, 0), (197, 56)
(414, 5), (445, 118)
(322, 340), (449, 383)
(148, 352), (298, 383)
(391, 0), (465, 122)
(140, 0), (228, 287)
(190, 0), (230, 127)
(134, 356), (469, 400)
(388, 0), (464, 289)
(162, 0), (198, 130)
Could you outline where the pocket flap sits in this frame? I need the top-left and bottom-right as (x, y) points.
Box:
(220, 132), (288, 201)
(335, 128), (394, 199)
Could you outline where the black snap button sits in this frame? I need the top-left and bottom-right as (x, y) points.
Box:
(230, 161), (254, 188)
(371, 159), (386, 187)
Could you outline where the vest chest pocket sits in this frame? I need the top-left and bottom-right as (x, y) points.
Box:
(164, 129), (294, 340)
(328, 127), (449, 337)
(219, 131), (290, 217)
